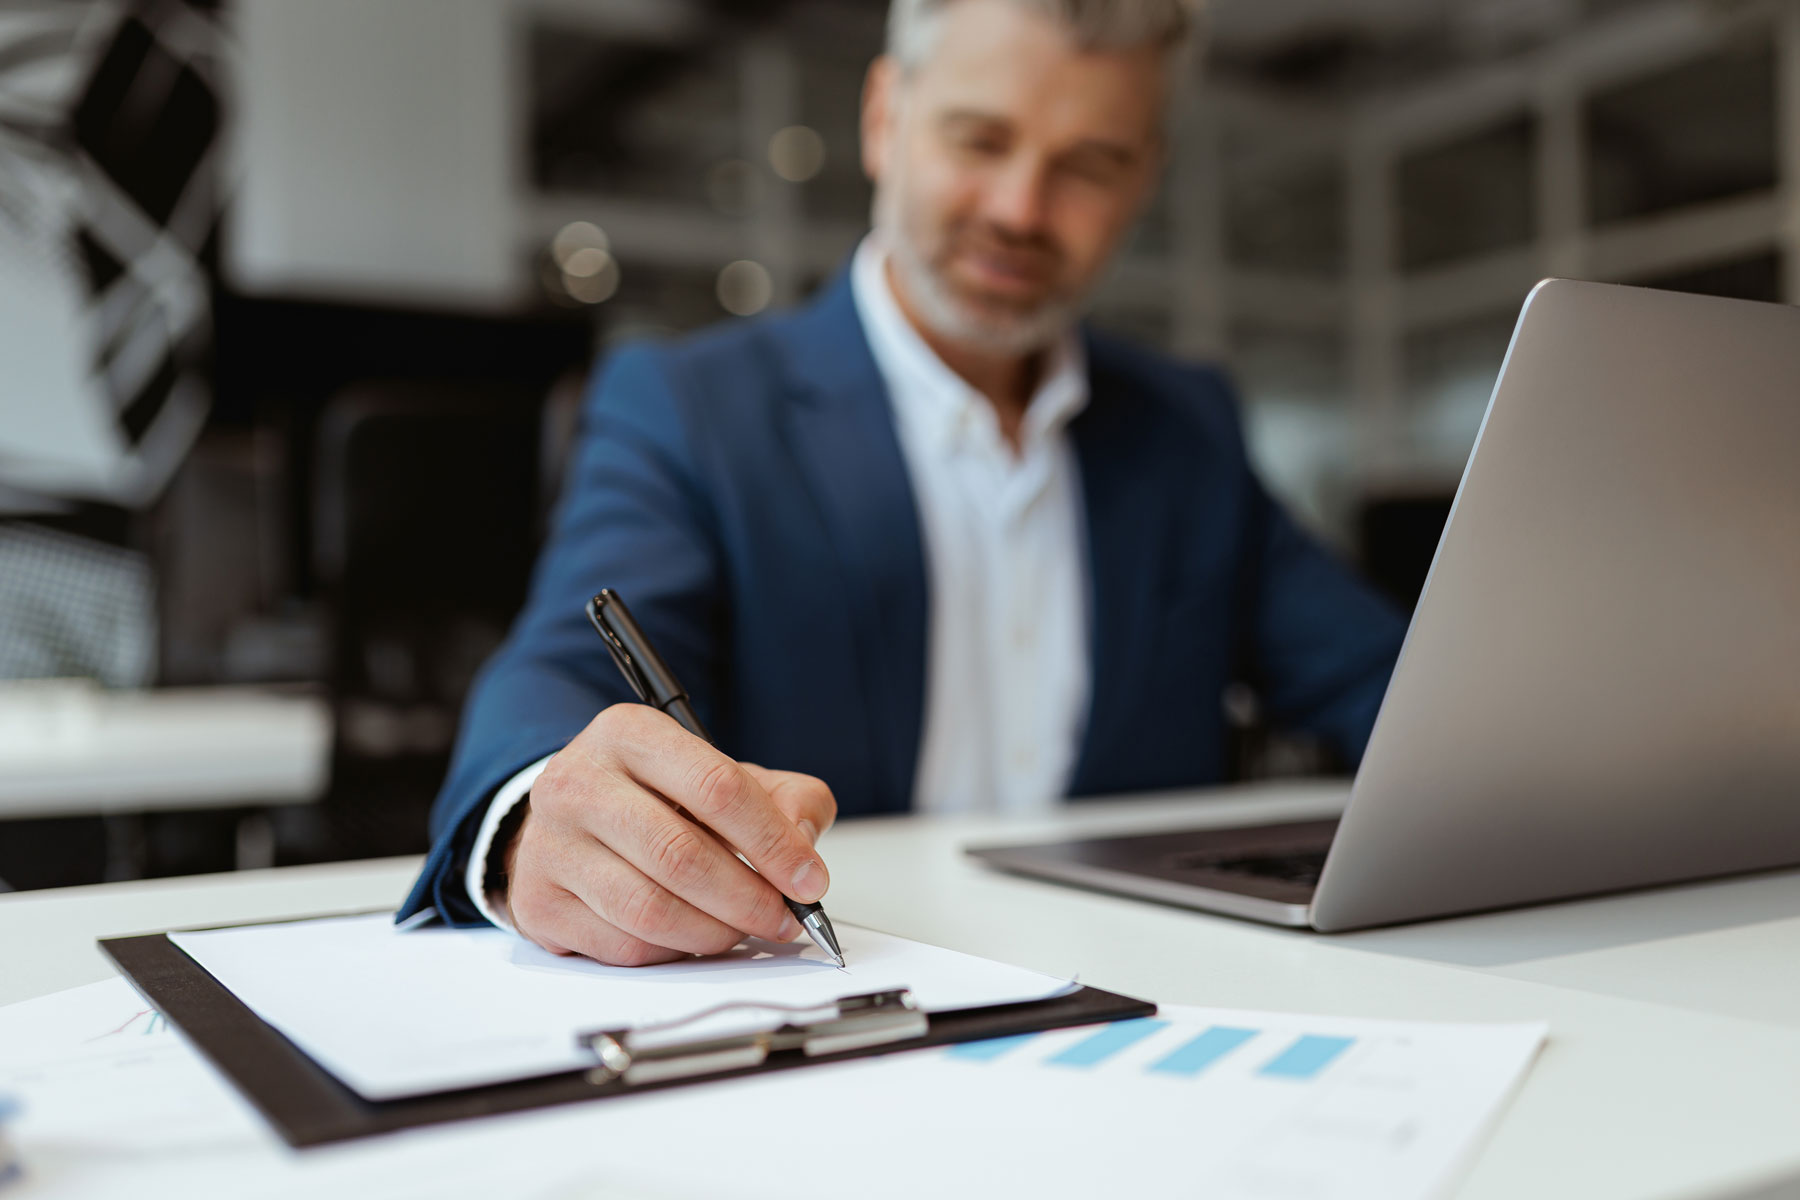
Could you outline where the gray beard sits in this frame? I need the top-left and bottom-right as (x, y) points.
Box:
(882, 212), (1082, 358)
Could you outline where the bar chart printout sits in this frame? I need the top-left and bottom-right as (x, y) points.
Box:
(931, 1005), (1546, 1200)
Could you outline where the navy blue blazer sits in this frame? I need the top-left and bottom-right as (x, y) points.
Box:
(400, 271), (1406, 924)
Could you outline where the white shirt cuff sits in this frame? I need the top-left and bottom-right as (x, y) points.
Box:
(464, 754), (554, 932)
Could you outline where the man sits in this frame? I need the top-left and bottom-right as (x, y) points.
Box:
(398, 0), (1406, 965)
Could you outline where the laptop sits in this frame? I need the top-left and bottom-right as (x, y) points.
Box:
(969, 279), (1800, 931)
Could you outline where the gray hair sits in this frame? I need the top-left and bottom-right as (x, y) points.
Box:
(885, 0), (1199, 75)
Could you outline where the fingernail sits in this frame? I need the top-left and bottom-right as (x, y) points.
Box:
(791, 859), (827, 902)
(797, 819), (819, 845)
(778, 914), (802, 941)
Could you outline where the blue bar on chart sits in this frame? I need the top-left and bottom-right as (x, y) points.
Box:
(1259, 1034), (1355, 1080)
(945, 1032), (1042, 1062)
(1047, 1019), (1169, 1068)
(1147, 1026), (1259, 1077)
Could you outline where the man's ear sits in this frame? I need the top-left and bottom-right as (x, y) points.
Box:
(861, 55), (900, 184)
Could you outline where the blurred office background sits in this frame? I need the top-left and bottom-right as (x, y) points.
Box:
(2, 0), (1795, 889)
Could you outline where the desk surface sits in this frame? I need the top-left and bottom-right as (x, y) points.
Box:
(5, 780), (1799, 1200)
(0, 681), (331, 817)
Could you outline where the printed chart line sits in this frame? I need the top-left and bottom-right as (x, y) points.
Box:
(85, 1009), (165, 1043)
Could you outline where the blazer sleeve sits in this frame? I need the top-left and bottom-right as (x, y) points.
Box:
(1158, 358), (1407, 767)
(398, 343), (725, 925)
(1239, 465), (1409, 767)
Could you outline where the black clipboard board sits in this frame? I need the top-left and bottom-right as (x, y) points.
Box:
(101, 925), (1155, 1148)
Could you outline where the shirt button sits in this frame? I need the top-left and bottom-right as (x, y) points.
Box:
(1010, 746), (1034, 772)
(1012, 622), (1033, 649)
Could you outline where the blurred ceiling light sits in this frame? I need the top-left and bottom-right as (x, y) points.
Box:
(768, 125), (826, 183)
(563, 246), (612, 278)
(551, 221), (610, 270)
(564, 253), (621, 304)
(717, 259), (773, 317)
(707, 158), (758, 216)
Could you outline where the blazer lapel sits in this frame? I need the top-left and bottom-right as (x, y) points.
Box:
(774, 272), (928, 814)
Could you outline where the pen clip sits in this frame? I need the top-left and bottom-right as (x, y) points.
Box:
(587, 594), (653, 705)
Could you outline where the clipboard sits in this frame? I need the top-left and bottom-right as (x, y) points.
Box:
(101, 925), (1155, 1149)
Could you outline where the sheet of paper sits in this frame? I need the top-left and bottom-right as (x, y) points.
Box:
(0, 980), (1543, 1200)
(0, 977), (273, 1199)
(169, 913), (1074, 1100)
(0, 977), (666, 1200)
(577, 1003), (1547, 1200)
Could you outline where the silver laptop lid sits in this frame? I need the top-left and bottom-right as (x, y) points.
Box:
(1311, 279), (1800, 931)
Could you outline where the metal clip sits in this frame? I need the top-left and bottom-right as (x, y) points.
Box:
(586, 594), (652, 705)
(578, 989), (926, 1087)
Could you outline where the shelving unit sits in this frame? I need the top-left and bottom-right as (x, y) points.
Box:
(239, 0), (1800, 545)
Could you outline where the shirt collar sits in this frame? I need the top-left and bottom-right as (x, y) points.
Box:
(850, 235), (1088, 456)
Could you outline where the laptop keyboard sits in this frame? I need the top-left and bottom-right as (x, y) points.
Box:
(1180, 849), (1330, 888)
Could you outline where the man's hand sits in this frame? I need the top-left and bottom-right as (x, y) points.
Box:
(499, 703), (837, 966)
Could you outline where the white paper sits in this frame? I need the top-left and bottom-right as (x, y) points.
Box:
(169, 913), (1074, 1100)
(581, 1003), (1547, 1200)
(0, 980), (1543, 1200)
(0, 977), (666, 1200)
(0, 977), (274, 1198)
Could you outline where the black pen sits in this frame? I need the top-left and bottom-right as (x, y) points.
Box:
(586, 589), (847, 968)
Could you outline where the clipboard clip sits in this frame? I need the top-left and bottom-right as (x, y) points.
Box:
(577, 989), (927, 1087)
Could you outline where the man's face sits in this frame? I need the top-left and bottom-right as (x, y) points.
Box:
(863, 0), (1167, 354)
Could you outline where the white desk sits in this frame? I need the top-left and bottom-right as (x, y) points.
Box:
(0, 679), (332, 876)
(5, 781), (1800, 1200)
(0, 680), (331, 819)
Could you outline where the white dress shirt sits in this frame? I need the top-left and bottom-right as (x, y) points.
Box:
(463, 235), (1091, 925)
(849, 236), (1091, 814)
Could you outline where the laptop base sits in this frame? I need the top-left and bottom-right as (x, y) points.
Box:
(967, 819), (1338, 929)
